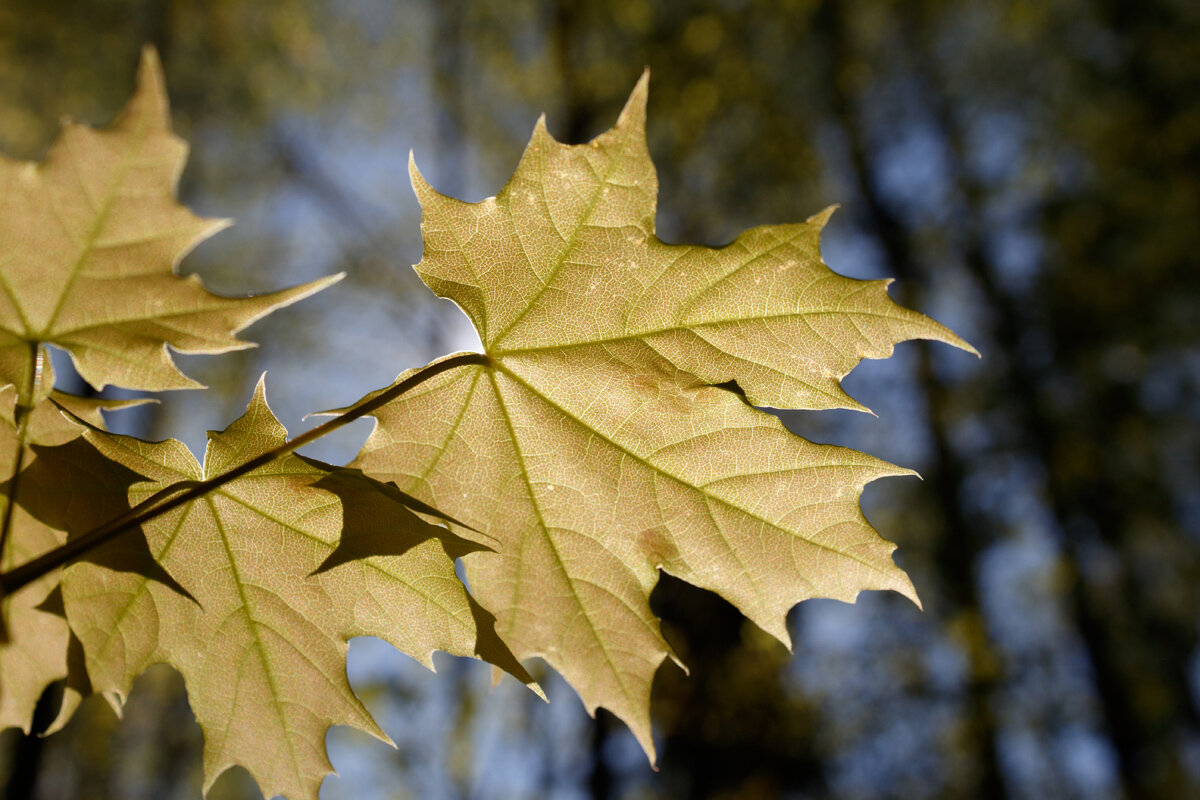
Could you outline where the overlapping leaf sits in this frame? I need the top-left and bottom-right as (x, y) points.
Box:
(59, 379), (534, 800)
(0, 383), (68, 730)
(0, 377), (152, 731)
(0, 45), (353, 767)
(346, 75), (975, 755)
(0, 47), (338, 394)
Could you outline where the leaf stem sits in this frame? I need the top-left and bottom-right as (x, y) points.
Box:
(0, 352), (490, 597)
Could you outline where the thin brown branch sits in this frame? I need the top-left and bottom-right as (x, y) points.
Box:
(0, 351), (489, 597)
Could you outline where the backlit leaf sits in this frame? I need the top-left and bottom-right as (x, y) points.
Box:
(346, 74), (974, 756)
(0, 377), (153, 731)
(0, 47), (338, 394)
(60, 379), (534, 800)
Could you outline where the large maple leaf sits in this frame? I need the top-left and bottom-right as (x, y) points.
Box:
(59, 379), (535, 800)
(345, 74), (975, 755)
(0, 47), (337, 394)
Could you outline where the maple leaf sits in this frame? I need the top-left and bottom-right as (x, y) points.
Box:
(345, 74), (976, 756)
(0, 46), (338, 394)
(0, 376), (152, 731)
(0, 543), (66, 732)
(0, 407), (67, 731)
(59, 379), (535, 800)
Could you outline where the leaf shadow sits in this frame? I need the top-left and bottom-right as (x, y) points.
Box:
(308, 466), (538, 690)
(32, 586), (98, 735)
(308, 466), (490, 574)
(12, 438), (194, 602)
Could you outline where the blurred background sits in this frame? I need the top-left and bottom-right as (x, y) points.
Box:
(1, 0), (1198, 798)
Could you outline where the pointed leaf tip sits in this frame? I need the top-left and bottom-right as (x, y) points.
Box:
(138, 43), (162, 70)
(807, 204), (839, 228)
(130, 45), (169, 132)
(531, 112), (553, 143)
(616, 69), (651, 131)
(137, 45), (161, 77)
(408, 153), (440, 205)
(250, 372), (270, 405)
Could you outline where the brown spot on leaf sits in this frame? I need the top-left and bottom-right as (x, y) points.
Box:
(637, 525), (678, 567)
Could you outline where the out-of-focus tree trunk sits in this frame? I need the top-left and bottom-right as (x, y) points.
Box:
(813, 2), (1008, 797)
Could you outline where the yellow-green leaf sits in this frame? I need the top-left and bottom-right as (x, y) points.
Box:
(60, 379), (534, 800)
(0, 47), (338, 393)
(348, 75), (974, 757)
(411, 72), (974, 411)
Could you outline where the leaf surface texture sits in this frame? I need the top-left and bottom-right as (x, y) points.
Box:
(61, 380), (533, 800)
(0, 378), (153, 731)
(0, 48), (336, 393)
(348, 75), (974, 755)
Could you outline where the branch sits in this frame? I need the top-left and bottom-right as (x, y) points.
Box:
(0, 351), (490, 597)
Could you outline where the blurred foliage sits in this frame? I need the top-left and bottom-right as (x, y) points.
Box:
(2, 0), (1198, 798)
